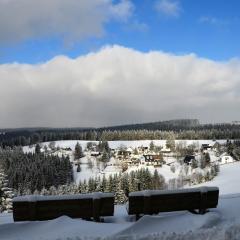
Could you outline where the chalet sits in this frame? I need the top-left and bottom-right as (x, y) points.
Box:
(137, 146), (149, 153)
(184, 155), (195, 164)
(62, 147), (72, 151)
(129, 156), (140, 165)
(201, 144), (212, 152)
(219, 153), (234, 165)
(142, 154), (163, 166)
(117, 148), (133, 157)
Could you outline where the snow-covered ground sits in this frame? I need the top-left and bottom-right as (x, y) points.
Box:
(23, 139), (226, 185)
(196, 162), (240, 195)
(1, 161), (240, 240)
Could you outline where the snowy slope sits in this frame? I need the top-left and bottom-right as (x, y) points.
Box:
(196, 161), (240, 195)
(1, 161), (240, 240)
(22, 139), (225, 184)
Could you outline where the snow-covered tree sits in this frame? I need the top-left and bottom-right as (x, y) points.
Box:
(35, 143), (41, 154)
(74, 142), (84, 159)
(0, 172), (13, 213)
(115, 176), (127, 204)
(87, 158), (94, 170)
(149, 141), (155, 152)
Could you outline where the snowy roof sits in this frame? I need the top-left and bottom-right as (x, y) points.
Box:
(126, 147), (133, 152)
(219, 152), (231, 158)
(160, 148), (171, 152)
(90, 151), (100, 154)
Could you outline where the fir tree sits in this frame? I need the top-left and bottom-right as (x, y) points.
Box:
(149, 141), (155, 152)
(35, 143), (41, 154)
(74, 142), (84, 159)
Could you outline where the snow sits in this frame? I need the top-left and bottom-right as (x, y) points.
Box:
(13, 192), (114, 202)
(7, 139), (240, 239)
(22, 140), (228, 185)
(2, 195), (240, 240)
(1, 161), (240, 239)
(196, 161), (240, 195)
(125, 164), (178, 181)
(130, 186), (217, 197)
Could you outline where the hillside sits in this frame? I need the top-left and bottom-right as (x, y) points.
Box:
(1, 162), (240, 240)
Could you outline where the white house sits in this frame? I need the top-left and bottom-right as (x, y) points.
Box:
(219, 153), (234, 165)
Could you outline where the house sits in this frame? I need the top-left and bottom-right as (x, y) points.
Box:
(142, 154), (163, 166)
(219, 153), (234, 165)
(201, 144), (212, 152)
(184, 155), (195, 165)
(137, 146), (149, 154)
(129, 156), (140, 166)
(62, 147), (72, 151)
(211, 142), (221, 151)
(117, 148), (133, 157)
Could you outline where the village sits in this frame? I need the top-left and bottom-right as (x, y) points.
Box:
(27, 139), (237, 187)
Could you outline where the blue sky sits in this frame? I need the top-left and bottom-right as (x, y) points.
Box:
(0, 0), (239, 64)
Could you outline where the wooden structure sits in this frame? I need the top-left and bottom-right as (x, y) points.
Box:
(13, 192), (114, 222)
(127, 187), (219, 220)
(184, 155), (195, 164)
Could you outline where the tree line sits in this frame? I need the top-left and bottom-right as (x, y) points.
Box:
(1, 124), (240, 148)
(17, 168), (167, 204)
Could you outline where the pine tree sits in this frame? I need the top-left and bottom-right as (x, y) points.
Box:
(149, 141), (155, 152)
(87, 158), (94, 170)
(77, 163), (81, 172)
(35, 143), (41, 154)
(191, 158), (198, 169)
(166, 133), (176, 151)
(101, 150), (110, 164)
(0, 172), (13, 213)
(74, 142), (84, 160)
(133, 148), (138, 155)
(115, 176), (127, 204)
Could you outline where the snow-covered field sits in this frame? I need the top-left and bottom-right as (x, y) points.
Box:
(23, 139), (226, 185)
(1, 161), (240, 240)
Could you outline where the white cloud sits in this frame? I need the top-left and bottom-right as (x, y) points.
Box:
(155, 0), (181, 17)
(199, 16), (229, 27)
(0, 0), (134, 44)
(0, 45), (240, 128)
(109, 0), (134, 21)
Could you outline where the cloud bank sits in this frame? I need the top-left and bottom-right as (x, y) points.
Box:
(0, 0), (134, 44)
(1, 45), (240, 128)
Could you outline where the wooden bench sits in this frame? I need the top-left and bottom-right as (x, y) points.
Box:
(13, 192), (114, 222)
(127, 186), (219, 220)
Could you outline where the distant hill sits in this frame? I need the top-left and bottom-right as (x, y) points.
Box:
(99, 119), (200, 131)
